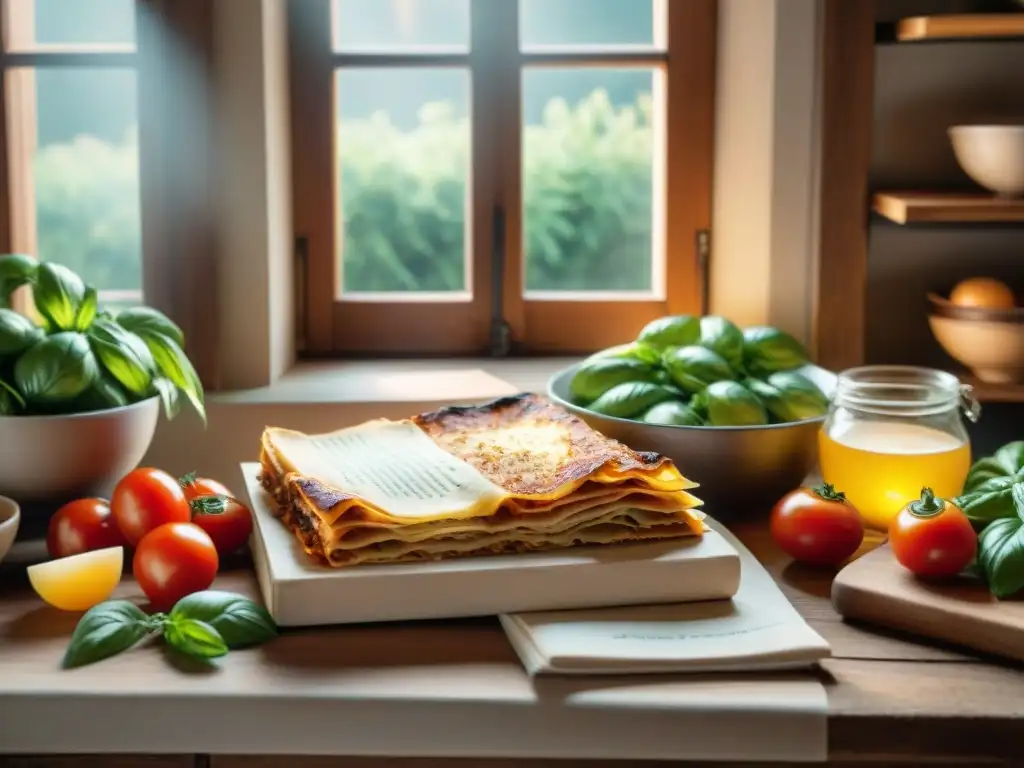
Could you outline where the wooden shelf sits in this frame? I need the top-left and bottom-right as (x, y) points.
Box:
(872, 191), (1024, 224)
(896, 13), (1024, 42)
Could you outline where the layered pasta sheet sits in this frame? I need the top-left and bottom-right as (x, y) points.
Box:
(259, 393), (705, 566)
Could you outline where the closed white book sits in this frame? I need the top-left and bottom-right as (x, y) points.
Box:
(500, 519), (831, 675)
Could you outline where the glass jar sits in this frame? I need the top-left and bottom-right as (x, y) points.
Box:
(818, 366), (981, 531)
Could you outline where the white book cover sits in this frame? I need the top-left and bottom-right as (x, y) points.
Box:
(500, 518), (831, 675)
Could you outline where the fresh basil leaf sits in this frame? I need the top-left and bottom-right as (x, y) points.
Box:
(152, 376), (181, 420)
(164, 616), (229, 659)
(63, 601), (152, 669)
(88, 319), (155, 395)
(0, 378), (24, 415)
(115, 306), (185, 348)
(74, 371), (132, 412)
(33, 262), (87, 331)
(74, 285), (98, 332)
(14, 331), (99, 403)
(956, 476), (1017, 529)
(0, 253), (37, 307)
(965, 441), (1024, 492)
(142, 332), (205, 424)
(978, 517), (1024, 599)
(170, 590), (278, 649)
(0, 308), (43, 356)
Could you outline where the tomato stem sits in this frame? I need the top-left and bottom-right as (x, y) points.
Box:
(812, 483), (847, 503)
(909, 487), (945, 518)
(178, 471), (198, 490)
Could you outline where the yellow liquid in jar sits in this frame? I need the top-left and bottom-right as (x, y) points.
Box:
(818, 421), (971, 531)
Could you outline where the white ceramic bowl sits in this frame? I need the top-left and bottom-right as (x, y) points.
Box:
(0, 397), (159, 505)
(548, 364), (837, 519)
(949, 125), (1024, 198)
(0, 495), (20, 565)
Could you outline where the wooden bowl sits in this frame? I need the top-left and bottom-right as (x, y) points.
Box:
(927, 293), (1024, 384)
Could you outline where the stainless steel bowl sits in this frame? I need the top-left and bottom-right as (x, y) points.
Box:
(548, 364), (837, 519)
(0, 397), (159, 510)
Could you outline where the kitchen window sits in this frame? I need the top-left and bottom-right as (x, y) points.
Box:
(0, 0), (142, 312)
(0, 0), (218, 384)
(290, 0), (716, 357)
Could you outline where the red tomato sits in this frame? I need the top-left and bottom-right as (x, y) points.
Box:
(111, 468), (191, 546)
(889, 487), (976, 579)
(179, 471), (233, 501)
(133, 522), (219, 610)
(190, 495), (254, 555)
(770, 483), (865, 567)
(46, 498), (127, 559)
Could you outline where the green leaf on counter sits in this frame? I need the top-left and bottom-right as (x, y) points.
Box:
(14, 331), (98, 403)
(977, 484), (1024, 600)
(33, 262), (87, 331)
(170, 590), (278, 649)
(63, 601), (153, 669)
(115, 306), (185, 349)
(964, 441), (1024, 493)
(163, 616), (229, 660)
(88, 319), (155, 396)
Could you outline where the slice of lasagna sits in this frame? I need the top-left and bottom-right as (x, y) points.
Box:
(259, 393), (704, 567)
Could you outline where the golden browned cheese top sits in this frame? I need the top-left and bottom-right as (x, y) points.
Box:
(412, 393), (678, 497)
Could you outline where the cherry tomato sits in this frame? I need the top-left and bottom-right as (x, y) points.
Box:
(889, 487), (976, 579)
(111, 468), (191, 546)
(46, 498), (128, 559)
(179, 471), (233, 501)
(770, 483), (865, 566)
(190, 495), (254, 555)
(133, 522), (219, 610)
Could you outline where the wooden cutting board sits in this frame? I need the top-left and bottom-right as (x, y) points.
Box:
(832, 543), (1024, 663)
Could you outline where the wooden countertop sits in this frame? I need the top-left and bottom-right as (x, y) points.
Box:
(2, 524), (1024, 766)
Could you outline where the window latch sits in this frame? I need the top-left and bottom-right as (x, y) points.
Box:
(695, 228), (711, 315)
(489, 205), (512, 357)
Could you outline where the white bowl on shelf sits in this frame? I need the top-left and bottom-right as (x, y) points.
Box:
(948, 125), (1024, 198)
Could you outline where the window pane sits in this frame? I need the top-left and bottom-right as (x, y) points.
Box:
(520, 0), (657, 49)
(10, 0), (136, 46)
(523, 68), (658, 294)
(334, 0), (469, 51)
(337, 68), (470, 295)
(34, 68), (141, 297)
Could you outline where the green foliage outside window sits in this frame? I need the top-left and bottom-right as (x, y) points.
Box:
(32, 88), (654, 296)
(34, 127), (142, 294)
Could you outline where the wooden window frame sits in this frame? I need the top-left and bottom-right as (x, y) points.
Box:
(291, 0), (716, 358)
(0, 0), (220, 387)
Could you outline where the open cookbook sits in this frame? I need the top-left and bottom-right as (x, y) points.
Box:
(500, 519), (831, 675)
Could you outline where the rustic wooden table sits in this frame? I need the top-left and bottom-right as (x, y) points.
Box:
(2, 524), (1023, 767)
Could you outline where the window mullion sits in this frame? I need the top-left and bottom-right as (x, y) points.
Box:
(470, 0), (522, 352)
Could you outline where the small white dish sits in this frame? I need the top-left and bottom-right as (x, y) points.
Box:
(0, 495), (20, 565)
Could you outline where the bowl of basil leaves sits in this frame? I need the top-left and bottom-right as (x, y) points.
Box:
(548, 314), (836, 518)
(0, 254), (204, 509)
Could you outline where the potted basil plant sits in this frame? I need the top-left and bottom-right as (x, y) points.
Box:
(0, 253), (205, 505)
